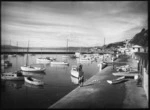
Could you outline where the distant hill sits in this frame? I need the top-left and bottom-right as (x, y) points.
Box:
(1, 45), (90, 50)
(105, 41), (125, 49)
(129, 28), (148, 47)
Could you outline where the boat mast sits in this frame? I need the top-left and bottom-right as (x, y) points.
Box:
(17, 41), (18, 55)
(41, 48), (42, 58)
(10, 40), (11, 52)
(67, 39), (68, 52)
(26, 40), (29, 66)
(103, 37), (105, 62)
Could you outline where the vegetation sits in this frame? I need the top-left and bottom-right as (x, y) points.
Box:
(129, 28), (148, 47)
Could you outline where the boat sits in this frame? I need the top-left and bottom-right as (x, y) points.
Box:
(4, 60), (12, 67)
(12, 54), (17, 57)
(21, 65), (46, 72)
(22, 71), (46, 78)
(1, 70), (24, 81)
(70, 76), (79, 84)
(107, 76), (128, 84)
(50, 61), (69, 65)
(21, 41), (46, 72)
(36, 57), (51, 64)
(62, 39), (69, 58)
(24, 77), (44, 86)
(70, 65), (84, 78)
(112, 72), (138, 79)
(36, 48), (55, 63)
(97, 62), (107, 69)
(116, 65), (131, 72)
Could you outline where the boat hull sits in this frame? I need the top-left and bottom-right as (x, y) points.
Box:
(71, 70), (79, 78)
(24, 77), (44, 86)
(1, 73), (24, 81)
(21, 66), (46, 72)
(107, 76), (127, 84)
(51, 62), (69, 65)
(36, 58), (51, 63)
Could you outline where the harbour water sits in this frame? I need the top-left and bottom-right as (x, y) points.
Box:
(1, 54), (100, 108)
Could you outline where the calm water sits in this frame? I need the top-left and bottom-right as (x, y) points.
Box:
(1, 54), (100, 108)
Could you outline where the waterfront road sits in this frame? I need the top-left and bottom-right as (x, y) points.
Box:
(49, 55), (148, 108)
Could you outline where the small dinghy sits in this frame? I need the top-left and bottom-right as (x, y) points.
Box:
(1, 70), (24, 81)
(24, 77), (44, 86)
(107, 76), (128, 84)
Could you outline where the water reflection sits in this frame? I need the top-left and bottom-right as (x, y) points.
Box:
(5, 81), (24, 89)
(50, 64), (69, 69)
(24, 82), (44, 89)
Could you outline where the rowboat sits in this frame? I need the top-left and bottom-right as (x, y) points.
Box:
(107, 76), (128, 84)
(24, 77), (44, 86)
(21, 65), (46, 72)
(1, 71), (24, 81)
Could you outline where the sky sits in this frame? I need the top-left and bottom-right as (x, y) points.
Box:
(1, 1), (148, 47)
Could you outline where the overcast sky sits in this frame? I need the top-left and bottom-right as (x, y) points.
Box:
(1, 1), (148, 47)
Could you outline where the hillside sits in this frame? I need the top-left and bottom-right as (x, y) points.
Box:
(105, 41), (125, 49)
(129, 28), (148, 47)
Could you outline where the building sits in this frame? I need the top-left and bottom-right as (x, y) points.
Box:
(133, 52), (149, 100)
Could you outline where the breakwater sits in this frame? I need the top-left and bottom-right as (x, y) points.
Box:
(49, 57), (125, 108)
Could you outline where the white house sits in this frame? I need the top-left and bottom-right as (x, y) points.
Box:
(130, 45), (143, 53)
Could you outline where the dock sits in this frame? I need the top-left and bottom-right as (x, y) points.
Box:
(49, 55), (148, 108)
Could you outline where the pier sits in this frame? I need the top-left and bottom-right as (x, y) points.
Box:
(49, 55), (148, 108)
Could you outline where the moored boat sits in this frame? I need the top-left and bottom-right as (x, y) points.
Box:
(36, 58), (51, 64)
(24, 77), (44, 86)
(70, 65), (84, 78)
(107, 76), (127, 84)
(21, 65), (46, 72)
(1, 70), (24, 81)
(50, 61), (69, 65)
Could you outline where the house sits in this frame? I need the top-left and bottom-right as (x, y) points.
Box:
(130, 45), (144, 53)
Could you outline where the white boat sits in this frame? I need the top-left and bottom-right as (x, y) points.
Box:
(62, 55), (69, 58)
(107, 76), (127, 84)
(75, 52), (81, 58)
(22, 71), (46, 78)
(70, 76), (79, 84)
(50, 61), (69, 65)
(1, 71), (24, 81)
(21, 41), (46, 72)
(70, 65), (84, 78)
(21, 65), (46, 72)
(36, 58), (51, 63)
(112, 72), (138, 79)
(24, 77), (44, 86)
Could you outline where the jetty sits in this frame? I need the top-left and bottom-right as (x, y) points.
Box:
(49, 55), (148, 108)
